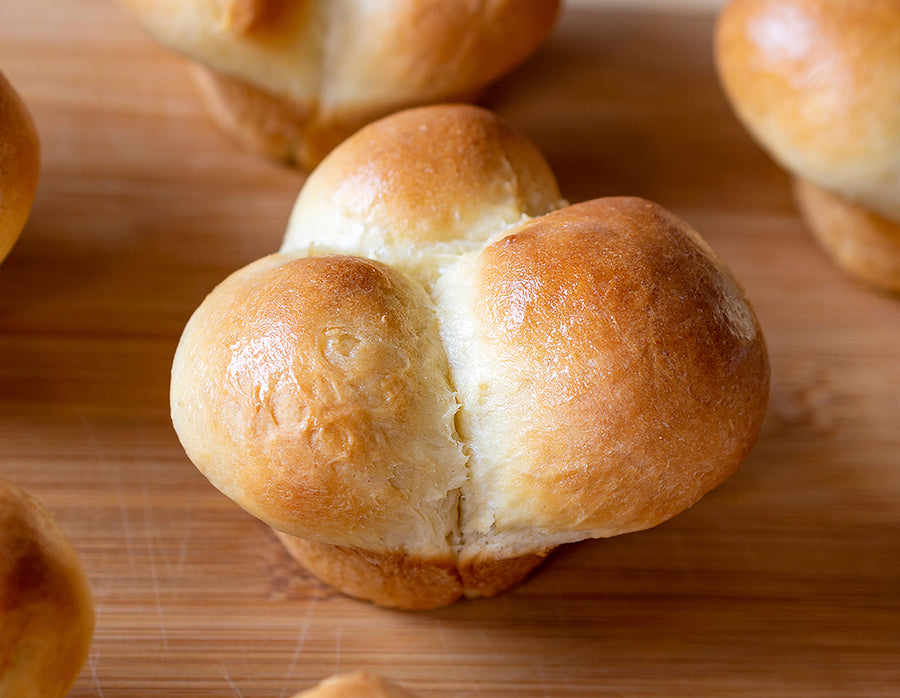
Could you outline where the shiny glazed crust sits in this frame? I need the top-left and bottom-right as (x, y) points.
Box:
(171, 105), (770, 608)
(0, 479), (94, 697)
(292, 671), (417, 698)
(118, 0), (560, 169)
(0, 72), (40, 264)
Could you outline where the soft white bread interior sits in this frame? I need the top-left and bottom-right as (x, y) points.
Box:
(0, 479), (94, 698)
(715, 0), (900, 292)
(292, 671), (417, 698)
(116, 0), (560, 168)
(0, 71), (40, 265)
(171, 105), (769, 609)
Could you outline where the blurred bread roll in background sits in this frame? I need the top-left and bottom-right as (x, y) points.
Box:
(171, 105), (769, 610)
(0, 71), (40, 265)
(1, 478), (94, 698)
(115, 0), (560, 169)
(292, 671), (417, 698)
(715, 0), (900, 293)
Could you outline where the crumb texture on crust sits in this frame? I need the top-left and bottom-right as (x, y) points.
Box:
(171, 105), (770, 607)
(0, 479), (94, 698)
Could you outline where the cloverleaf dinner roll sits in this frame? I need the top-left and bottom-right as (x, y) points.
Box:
(715, 0), (900, 293)
(0, 71), (40, 265)
(116, 0), (560, 169)
(171, 105), (770, 610)
(0, 479), (94, 698)
(292, 672), (417, 698)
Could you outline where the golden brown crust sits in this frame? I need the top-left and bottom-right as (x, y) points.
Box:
(794, 177), (900, 294)
(171, 253), (468, 556)
(456, 548), (552, 600)
(0, 479), (94, 697)
(117, 0), (560, 169)
(172, 106), (769, 609)
(0, 72), (40, 265)
(440, 197), (769, 550)
(292, 671), (418, 698)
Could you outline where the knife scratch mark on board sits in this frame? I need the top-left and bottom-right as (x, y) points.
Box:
(142, 472), (169, 655)
(219, 664), (244, 697)
(334, 624), (344, 673)
(279, 586), (322, 697)
(171, 496), (195, 595)
(86, 643), (106, 698)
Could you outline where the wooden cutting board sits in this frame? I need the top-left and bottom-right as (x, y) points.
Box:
(1, 1), (898, 696)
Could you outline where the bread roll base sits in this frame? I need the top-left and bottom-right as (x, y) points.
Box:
(794, 177), (900, 295)
(274, 531), (550, 610)
(190, 64), (349, 169)
(293, 671), (417, 697)
(190, 64), (478, 171)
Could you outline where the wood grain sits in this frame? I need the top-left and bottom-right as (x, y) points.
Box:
(1, 1), (899, 696)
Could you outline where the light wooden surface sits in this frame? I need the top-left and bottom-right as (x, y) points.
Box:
(2, 1), (899, 696)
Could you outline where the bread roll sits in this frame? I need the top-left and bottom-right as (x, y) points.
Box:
(292, 671), (417, 698)
(715, 0), (900, 293)
(0, 71), (40, 265)
(0, 479), (94, 697)
(171, 105), (769, 609)
(116, 0), (560, 169)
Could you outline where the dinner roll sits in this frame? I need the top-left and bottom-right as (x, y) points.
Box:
(292, 671), (416, 698)
(0, 479), (94, 697)
(0, 72), (40, 265)
(116, 0), (560, 169)
(171, 105), (769, 609)
(715, 0), (900, 293)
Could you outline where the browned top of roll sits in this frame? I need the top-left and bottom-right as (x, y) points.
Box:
(715, 0), (900, 221)
(0, 72), (40, 264)
(282, 103), (566, 281)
